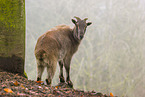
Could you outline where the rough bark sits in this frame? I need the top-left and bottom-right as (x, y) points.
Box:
(0, 0), (25, 76)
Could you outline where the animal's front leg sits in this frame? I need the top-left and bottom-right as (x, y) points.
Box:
(59, 61), (65, 83)
(64, 58), (73, 88)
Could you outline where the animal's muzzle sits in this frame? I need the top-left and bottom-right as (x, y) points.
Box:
(80, 35), (84, 39)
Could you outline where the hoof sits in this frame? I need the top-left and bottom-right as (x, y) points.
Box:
(37, 77), (41, 81)
(67, 80), (73, 88)
(46, 79), (51, 85)
(59, 76), (65, 83)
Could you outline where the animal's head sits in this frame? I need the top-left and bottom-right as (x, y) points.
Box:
(72, 16), (92, 40)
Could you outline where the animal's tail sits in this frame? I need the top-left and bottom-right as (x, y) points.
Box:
(35, 50), (46, 61)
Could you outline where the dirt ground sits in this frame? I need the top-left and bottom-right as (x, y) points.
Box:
(0, 71), (116, 97)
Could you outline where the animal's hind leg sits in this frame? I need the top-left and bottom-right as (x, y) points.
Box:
(59, 61), (65, 83)
(37, 63), (45, 81)
(46, 60), (57, 85)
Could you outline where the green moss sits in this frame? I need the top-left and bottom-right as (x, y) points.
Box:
(0, 0), (25, 57)
(24, 71), (28, 79)
(0, 0), (25, 75)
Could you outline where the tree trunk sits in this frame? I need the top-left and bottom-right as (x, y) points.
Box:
(0, 0), (25, 77)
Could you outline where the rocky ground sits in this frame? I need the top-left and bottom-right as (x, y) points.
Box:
(0, 72), (116, 97)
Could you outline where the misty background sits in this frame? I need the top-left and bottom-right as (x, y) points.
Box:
(25, 0), (145, 96)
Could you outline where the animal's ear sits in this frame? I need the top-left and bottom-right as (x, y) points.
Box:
(72, 19), (77, 24)
(87, 22), (92, 26)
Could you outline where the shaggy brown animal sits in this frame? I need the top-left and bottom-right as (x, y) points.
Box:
(35, 16), (92, 87)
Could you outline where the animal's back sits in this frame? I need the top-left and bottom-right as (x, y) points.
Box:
(35, 25), (73, 61)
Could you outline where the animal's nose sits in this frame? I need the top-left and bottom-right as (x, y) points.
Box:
(80, 35), (84, 39)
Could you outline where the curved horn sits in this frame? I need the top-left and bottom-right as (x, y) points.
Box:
(74, 16), (81, 21)
(84, 18), (88, 21)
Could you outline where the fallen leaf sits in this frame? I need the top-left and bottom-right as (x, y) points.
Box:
(55, 86), (58, 89)
(38, 86), (42, 89)
(65, 91), (71, 94)
(14, 81), (18, 86)
(4, 88), (13, 93)
(36, 81), (43, 83)
(21, 85), (26, 89)
(1, 93), (5, 95)
(47, 94), (53, 96)
(17, 93), (26, 96)
(110, 92), (114, 96)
